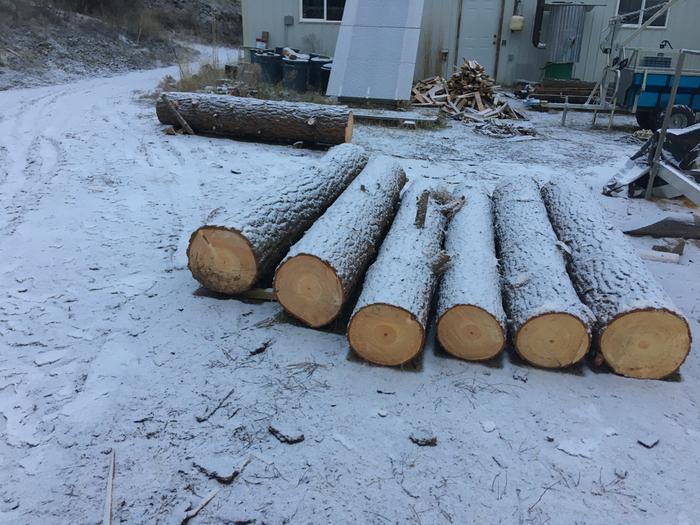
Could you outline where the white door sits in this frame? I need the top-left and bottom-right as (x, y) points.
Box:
(456, 0), (502, 76)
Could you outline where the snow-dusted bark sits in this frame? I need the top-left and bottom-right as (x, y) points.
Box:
(156, 92), (353, 145)
(347, 186), (453, 366)
(541, 179), (692, 379)
(274, 157), (407, 327)
(493, 178), (592, 368)
(436, 187), (506, 360)
(187, 144), (368, 294)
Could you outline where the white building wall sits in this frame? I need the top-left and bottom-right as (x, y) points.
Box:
(241, 0), (700, 85)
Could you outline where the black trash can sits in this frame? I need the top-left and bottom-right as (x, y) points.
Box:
(249, 48), (272, 63)
(255, 52), (282, 83)
(309, 56), (332, 89)
(320, 62), (332, 93)
(282, 58), (310, 92)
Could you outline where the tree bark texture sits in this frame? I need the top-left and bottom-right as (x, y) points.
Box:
(156, 92), (353, 145)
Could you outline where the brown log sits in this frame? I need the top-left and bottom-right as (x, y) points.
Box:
(493, 178), (592, 369)
(347, 187), (455, 366)
(187, 144), (368, 294)
(156, 92), (353, 145)
(274, 158), (407, 327)
(436, 188), (506, 361)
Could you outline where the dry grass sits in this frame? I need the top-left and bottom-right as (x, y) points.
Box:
(161, 60), (334, 106)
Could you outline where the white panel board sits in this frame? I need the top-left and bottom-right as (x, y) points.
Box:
(327, 0), (424, 101)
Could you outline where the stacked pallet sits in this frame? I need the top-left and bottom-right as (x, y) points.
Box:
(411, 60), (526, 121)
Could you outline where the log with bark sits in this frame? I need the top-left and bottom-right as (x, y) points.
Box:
(156, 92), (354, 145)
(347, 187), (456, 366)
(187, 144), (368, 294)
(274, 157), (407, 327)
(541, 179), (692, 379)
(436, 187), (506, 361)
(493, 178), (592, 368)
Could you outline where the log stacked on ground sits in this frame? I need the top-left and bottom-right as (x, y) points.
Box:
(436, 188), (506, 361)
(347, 187), (454, 366)
(156, 92), (354, 145)
(187, 144), (368, 294)
(541, 179), (692, 379)
(493, 178), (592, 368)
(274, 158), (407, 327)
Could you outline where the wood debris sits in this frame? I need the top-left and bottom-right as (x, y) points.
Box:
(411, 60), (526, 121)
(268, 425), (305, 444)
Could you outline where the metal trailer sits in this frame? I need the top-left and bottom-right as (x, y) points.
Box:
(644, 48), (700, 206)
(619, 47), (700, 129)
(541, 0), (700, 129)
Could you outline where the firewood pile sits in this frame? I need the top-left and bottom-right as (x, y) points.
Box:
(412, 60), (526, 121)
(182, 143), (691, 380)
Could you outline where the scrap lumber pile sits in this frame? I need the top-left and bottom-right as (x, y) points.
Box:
(411, 60), (526, 121)
(188, 152), (692, 378)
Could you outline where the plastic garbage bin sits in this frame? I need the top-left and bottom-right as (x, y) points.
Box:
(309, 56), (332, 89)
(255, 52), (282, 83)
(282, 58), (310, 92)
(320, 62), (332, 93)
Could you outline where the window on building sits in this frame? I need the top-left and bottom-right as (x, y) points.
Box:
(617, 0), (669, 27)
(301, 0), (346, 22)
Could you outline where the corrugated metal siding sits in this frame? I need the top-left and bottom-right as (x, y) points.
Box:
(546, 5), (586, 64)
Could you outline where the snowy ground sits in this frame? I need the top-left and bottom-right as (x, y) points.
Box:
(1, 67), (699, 524)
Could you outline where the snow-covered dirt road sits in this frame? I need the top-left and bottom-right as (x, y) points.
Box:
(1, 68), (699, 524)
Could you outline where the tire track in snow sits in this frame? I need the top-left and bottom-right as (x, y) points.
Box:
(1, 136), (65, 237)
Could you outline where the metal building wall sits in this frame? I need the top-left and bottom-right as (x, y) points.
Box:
(494, 0), (700, 85)
(242, 0), (700, 85)
(241, 0), (342, 56)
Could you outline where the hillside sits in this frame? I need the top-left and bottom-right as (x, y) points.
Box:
(0, 0), (241, 90)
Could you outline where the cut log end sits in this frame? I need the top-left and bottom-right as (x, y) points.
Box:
(348, 304), (424, 366)
(187, 227), (257, 294)
(274, 254), (344, 327)
(600, 309), (691, 379)
(437, 305), (506, 361)
(344, 112), (354, 143)
(515, 313), (590, 369)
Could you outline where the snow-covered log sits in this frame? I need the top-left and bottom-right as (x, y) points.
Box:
(347, 187), (455, 366)
(541, 180), (691, 379)
(156, 92), (353, 145)
(274, 157), (407, 327)
(187, 144), (368, 294)
(493, 178), (592, 368)
(436, 188), (506, 361)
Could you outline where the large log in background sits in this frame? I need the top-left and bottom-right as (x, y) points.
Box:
(436, 187), (506, 361)
(156, 92), (354, 145)
(347, 187), (454, 366)
(274, 157), (407, 327)
(541, 179), (692, 379)
(187, 144), (368, 294)
(493, 178), (592, 368)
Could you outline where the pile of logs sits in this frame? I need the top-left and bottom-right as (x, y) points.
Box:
(186, 147), (691, 380)
(412, 60), (526, 121)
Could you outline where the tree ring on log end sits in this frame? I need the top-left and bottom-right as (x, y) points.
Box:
(348, 304), (424, 366)
(274, 254), (344, 327)
(437, 305), (506, 361)
(515, 313), (590, 368)
(600, 309), (691, 379)
(345, 113), (354, 143)
(187, 227), (257, 294)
